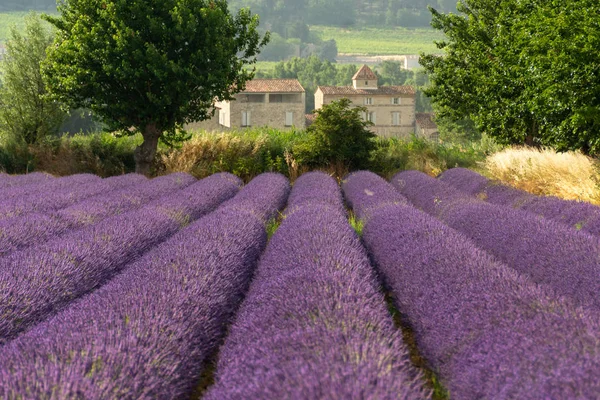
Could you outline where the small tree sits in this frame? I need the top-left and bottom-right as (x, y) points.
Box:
(42, 0), (269, 175)
(0, 13), (66, 145)
(293, 98), (376, 170)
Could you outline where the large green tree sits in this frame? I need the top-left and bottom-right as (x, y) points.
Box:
(421, 0), (600, 153)
(0, 13), (66, 145)
(42, 0), (269, 174)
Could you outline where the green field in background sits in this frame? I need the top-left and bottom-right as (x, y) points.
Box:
(310, 26), (445, 55)
(1, 12), (444, 57)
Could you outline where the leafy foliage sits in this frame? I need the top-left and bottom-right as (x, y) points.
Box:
(421, 0), (600, 153)
(41, 0), (269, 174)
(0, 13), (66, 145)
(293, 98), (376, 170)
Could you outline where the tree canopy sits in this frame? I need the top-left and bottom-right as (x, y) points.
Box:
(421, 0), (600, 153)
(42, 0), (268, 174)
(0, 13), (65, 145)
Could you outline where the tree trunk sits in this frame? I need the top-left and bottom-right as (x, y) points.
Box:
(525, 134), (535, 146)
(525, 121), (537, 147)
(134, 123), (161, 176)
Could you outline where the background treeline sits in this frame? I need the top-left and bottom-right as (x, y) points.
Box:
(228, 0), (458, 29)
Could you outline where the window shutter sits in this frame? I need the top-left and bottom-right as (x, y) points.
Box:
(285, 111), (293, 126)
(242, 111), (251, 127)
(371, 112), (376, 124)
(361, 111), (367, 121)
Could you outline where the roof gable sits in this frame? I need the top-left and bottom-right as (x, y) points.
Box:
(352, 65), (378, 81)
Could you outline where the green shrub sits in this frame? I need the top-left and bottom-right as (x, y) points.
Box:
(293, 98), (376, 170)
(369, 135), (487, 178)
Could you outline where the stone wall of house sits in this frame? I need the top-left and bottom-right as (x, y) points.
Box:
(318, 92), (416, 138)
(229, 93), (306, 130)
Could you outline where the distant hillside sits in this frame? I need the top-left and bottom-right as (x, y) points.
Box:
(228, 0), (458, 29)
(0, 0), (56, 12)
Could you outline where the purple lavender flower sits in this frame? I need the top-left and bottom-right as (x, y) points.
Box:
(285, 171), (346, 217)
(0, 173), (242, 344)
(207, 173), (429, 399)
(0, 173), (196, 257)
(343, 173), (600, 399)
(0, 172), (54, 191)
(392, 170), (600, 312)
(341, 170), (408, 221)
(220, 172), (290, 222)
(0, 173), (144, 220)
(440, 167), (600, 235)
(0, 173), (289, 399)
(0, 173), (100, 202)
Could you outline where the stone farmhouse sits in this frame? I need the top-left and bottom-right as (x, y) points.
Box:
(314, 65), (416, 137)
(187, 79), (306, 132)
(189, 65), (422, 138)
(415, 112), (439, 141)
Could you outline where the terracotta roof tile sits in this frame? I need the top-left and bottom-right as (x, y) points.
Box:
(352, 65), (378, 81)
(242, 79), (305, 93)
(415, 113), (437, 129)
(317, 85), (416, 96)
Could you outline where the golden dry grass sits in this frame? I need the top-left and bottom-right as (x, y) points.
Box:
(484, 147), (600, 204)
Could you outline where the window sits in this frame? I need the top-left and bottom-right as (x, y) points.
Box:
(285, 111), (294, 127)
(364, 97), (373, 105)
(392, 97), (401, 105)
(392, 112), (400, 126)
(269, 94), (283, 103)
(365, 81), (369, 85)
(242, 111), (251, 127)
(366, 111), (376, 124)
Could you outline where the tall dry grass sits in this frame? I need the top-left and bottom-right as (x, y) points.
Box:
(158, 129), (297, 182)
(485, 147), (600, 204)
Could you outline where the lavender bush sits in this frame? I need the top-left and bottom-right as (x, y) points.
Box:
(219, 172), (290, 222)
(0, 173), (197, 256)
(284, 171), (345, 217)
(0, 171), (54, 191)
(0, 173), (289, 398)
(207, 172), (429, 399)
(55, 172), (196, 227)
(440, 167), (600, 235)
(0, 173), (242, 344)
(392, 170), (600, 312)
(0, 173), (146, 220)
(341, 170), (407, 221)
(342, 173), (600, 398)
(0, 173), (100, 202)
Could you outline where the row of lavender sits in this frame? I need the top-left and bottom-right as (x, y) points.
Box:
(0, 173), (290, 398)
(393, 170), (600, 312)
(0, 172), (197, 255)
(439, 167), (600, 235)
(207, 172), (429, 399)
(343, 171), (600, 399)
(0, 173), (245, 344)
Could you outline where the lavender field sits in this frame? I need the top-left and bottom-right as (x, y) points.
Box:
(0, 169), (599, 399)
